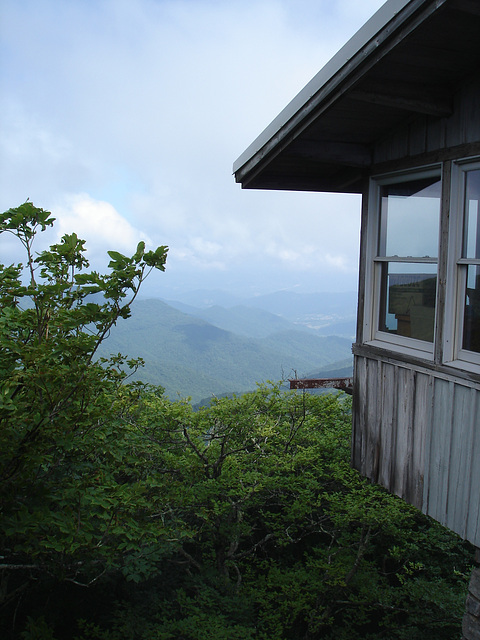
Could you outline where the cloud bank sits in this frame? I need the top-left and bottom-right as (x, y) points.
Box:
(0, 0), (385, 296)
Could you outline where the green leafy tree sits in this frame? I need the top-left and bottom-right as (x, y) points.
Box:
(86, 385), (472, 640)
(0, 202), (169, 623)
(0, 203), (472, 639)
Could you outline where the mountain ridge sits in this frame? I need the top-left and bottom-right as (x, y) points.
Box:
(163, 289), (357, 337)
(99, 296), (354, 402)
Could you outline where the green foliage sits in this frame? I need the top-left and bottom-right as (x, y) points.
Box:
(0, 203), (473, 639)
(68, 386), (471, 640)
(20, 616), (57, 640)
(0, 203), (169, 624)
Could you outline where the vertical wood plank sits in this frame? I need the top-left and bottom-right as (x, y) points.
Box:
(408, 115), (427, 157)
(352, 355), (367, 473)
(423, 379), (454, 528)
(446, 86), (465, 148)
(446, 386), (475, 537)
(364, 358), (381, 481)
(465, 390), (480, 546)
(426, 115), (446, 152)
(378, 361), (396, 489)
(464, 77), (480, 143)
(393, 367), (415, 499)
(408, 371), (430, 509)
(372, 77), (479, 160)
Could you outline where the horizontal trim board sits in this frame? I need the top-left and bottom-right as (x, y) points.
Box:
(353, 343), (480, 387)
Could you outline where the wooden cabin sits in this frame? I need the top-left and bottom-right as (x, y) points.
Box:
(233, 0), (480, 549)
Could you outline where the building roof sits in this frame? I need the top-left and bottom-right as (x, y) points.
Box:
(233, 0), (480, 194)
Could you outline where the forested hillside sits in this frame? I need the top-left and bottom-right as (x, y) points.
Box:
(100, 298), (353, 402)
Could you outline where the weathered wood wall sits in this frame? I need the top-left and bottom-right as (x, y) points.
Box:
(372, 75), (480, 166)
(352, 354), (480, 546)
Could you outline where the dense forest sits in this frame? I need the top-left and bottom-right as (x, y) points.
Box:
(0, 204), (474, 639)
(97, 297), (354, 403)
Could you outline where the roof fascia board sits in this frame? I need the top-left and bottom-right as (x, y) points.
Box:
(233, 0), (444, 183)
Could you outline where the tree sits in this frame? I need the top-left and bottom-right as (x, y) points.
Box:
(0, 202), (169, 631)
(83, 384), (472, 640)
(0, 203), (472, 639)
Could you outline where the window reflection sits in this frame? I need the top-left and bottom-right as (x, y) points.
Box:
(463, 169), (480, 259)
(379, 263), (437, 342)
(377, 172), (441, 344)
(462, 266), (480, 353)
(462, 169), (480, 353)
(379, 177), (441, 258)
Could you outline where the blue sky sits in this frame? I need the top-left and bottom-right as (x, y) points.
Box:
(0, 0), (386, 298)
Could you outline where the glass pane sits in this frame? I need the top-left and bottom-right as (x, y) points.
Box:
(463, 169), (480, 259)
(462, 265), (480, 353)
(379, 262), (437, 342)
(379, 175), (441, 258)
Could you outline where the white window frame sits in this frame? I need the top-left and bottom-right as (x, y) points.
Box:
(363, 165), (442, 360)
(444, 157), (480, 372)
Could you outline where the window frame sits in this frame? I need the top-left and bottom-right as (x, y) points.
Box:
(444, 157), (480, 371)
(363, 165), (443, 360)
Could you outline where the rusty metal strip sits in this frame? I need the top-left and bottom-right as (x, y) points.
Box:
(289, 377), (353, 394)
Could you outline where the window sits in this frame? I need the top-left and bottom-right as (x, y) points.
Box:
(368, 168), (442, 355)
(365, 160), (480, 373)
(450, 161), (480, 366)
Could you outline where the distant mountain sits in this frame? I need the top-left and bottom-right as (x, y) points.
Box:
(165, 303), (301, 339)
(261, 331), (351, 367)
(243, 290), (357, 321)
(304, 358), (354, 379)
(161, 289), (244, 309)
(165, 289), (357, 338)
(99, 298), (353, 403)
(311, 319), (356, 338)
(163, 289), (356, 316)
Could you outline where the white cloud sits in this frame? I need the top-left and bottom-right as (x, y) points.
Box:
(189, 237), (223, 258)
(52, 194), (151, 268)
(0, 0), (384, 295)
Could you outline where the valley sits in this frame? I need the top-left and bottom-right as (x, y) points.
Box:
(100, 290), (357, 403)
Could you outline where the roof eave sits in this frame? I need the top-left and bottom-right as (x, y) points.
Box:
(233, 0), (443, 189)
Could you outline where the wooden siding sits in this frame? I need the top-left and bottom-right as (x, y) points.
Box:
(373, 75), (480, 165)
(352, 354), (480, 546)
